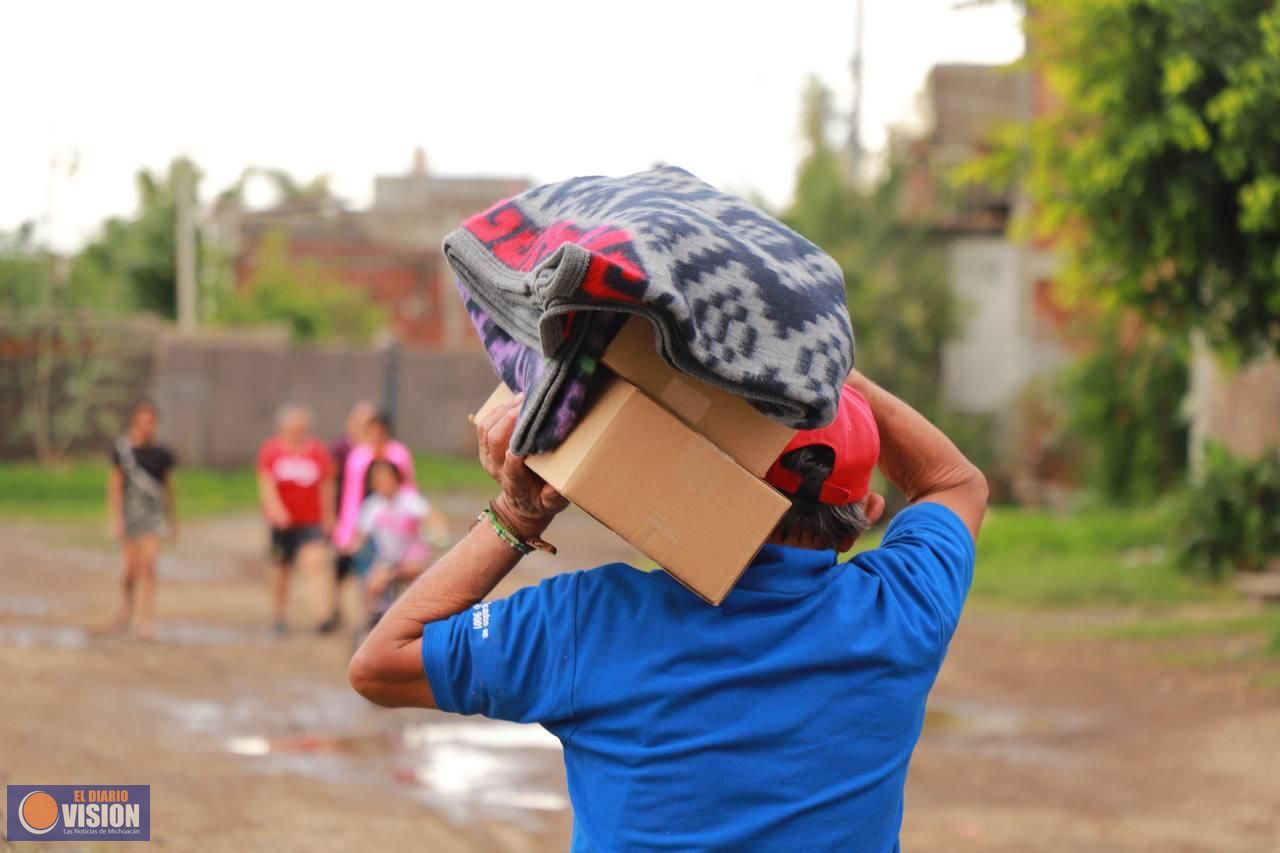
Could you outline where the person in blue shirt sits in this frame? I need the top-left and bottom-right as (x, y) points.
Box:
(350, 370), (988, 852)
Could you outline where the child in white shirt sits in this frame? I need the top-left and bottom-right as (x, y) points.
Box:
(349, 459), (448, 625)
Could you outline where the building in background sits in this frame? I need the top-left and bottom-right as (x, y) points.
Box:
(896, 63), (1076, 498)
(900, 63), (1280, 481)
(209, 150), (528, 349)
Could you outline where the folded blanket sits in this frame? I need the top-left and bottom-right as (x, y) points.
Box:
(444, 165), (854, 455)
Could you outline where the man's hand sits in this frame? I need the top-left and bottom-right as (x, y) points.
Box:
(476, 393), (569, 538)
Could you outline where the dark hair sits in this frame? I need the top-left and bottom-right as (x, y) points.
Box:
(364, 458), (405, 494)
(773, 445), (870, 548)
(368, 410), (394, 436)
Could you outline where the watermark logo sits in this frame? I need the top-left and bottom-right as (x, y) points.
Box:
(6, 785), (150, 842)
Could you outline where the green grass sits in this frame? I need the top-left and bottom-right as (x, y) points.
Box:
(0, 454), (491, 522)
(1094, 612), (1280, 642)
(958, 502), (1233, 608)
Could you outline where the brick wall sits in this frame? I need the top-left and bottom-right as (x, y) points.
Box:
(235, 235), (474, 350)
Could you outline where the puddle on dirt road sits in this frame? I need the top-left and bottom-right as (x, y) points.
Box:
(0, 619), (272, 650)
(151, 622), (274, 646)
(923, 699), (1090, 769)
(0, 595), (51, 617)
(399, 721), (569, 818)
(150, 687), (1083, 826)
(219, 720), (568, 826)
(148, 682), (569, 828)
(924, 700), (1075, 737)
(0, 622), (89, 649)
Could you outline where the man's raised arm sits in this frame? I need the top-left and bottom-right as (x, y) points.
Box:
(348, 392), (568, 709)
(846, 371), (988, 541)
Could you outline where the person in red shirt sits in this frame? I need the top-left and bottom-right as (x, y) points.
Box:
(257, 404), (335, 635)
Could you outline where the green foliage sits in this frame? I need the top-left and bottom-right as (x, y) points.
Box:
(215, 231), (384, 343)
(1061, 313), (1189, 502)
(1181, 443), (1280, 579)
(217, 167), (332, 206)
(964, 0), (1280, 360)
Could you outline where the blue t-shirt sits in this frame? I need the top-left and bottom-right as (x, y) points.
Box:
(422, 502), (975, 852)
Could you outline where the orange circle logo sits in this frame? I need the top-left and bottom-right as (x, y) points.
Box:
(18, 791), (59, 834)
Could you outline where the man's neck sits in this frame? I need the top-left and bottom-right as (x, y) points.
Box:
(767, 533), (840, 551)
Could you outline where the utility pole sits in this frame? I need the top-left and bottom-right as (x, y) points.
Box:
(175, 157), (198, 332)
(847, 0), (866, 186)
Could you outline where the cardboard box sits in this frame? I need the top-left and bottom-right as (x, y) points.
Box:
(475, 376), (791, 605)
(600, 317), (797, 478)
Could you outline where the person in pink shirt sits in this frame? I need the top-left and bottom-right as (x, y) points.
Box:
(333, 411), (415, 557)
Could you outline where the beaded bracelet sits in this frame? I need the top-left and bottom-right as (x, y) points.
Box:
(477, 505), (558, 555)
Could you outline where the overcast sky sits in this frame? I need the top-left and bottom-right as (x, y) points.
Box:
(2, 0), (1023, 250)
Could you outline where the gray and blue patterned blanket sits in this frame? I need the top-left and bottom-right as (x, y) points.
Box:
(443, 165), (854, 455)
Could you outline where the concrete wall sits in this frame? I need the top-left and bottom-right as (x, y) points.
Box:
(155, 331), (498, 469)
(941, 235), (1065, 416)
(941, 237), (1025, 413)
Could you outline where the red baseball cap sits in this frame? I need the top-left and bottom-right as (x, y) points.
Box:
(765, 385), (880, 505)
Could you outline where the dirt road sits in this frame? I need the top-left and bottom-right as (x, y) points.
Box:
(2, 504), (1277, 852)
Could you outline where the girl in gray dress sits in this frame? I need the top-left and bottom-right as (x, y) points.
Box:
(106, 401), (177, 639)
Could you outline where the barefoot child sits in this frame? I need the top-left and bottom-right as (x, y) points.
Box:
(347, 460), (448, 628)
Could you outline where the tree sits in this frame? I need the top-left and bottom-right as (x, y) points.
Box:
(967, 0), (1280, 360)
(70, 160), (202, 317)
(1060, 312), (1189, 502)
(215, 230), (384, 343)
(215, 167), (333, 207)
(785, 78), (961, 422)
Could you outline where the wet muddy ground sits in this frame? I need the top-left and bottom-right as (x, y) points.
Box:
(2, 502), (1278, 852)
